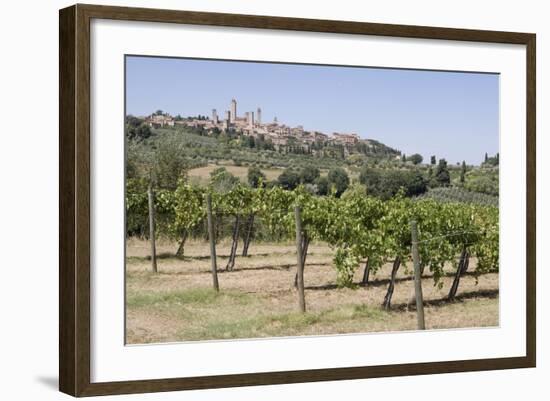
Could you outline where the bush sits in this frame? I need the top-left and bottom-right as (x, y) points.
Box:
(464, 174), (498, 196)
(277, 168), (300, 190)
(125, 115), (153, 141)
(359, 167), (427, 199)
(299, 166), (320, 184)
(315, 176), (329, 195)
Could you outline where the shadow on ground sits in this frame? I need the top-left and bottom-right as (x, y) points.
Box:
(305, 270), (488, 291)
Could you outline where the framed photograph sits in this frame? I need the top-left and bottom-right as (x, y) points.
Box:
(59, 4), (536, 397)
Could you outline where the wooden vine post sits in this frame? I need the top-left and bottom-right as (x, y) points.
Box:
(147, 182), (157, 273)
(411, 220), (425, 330)
(294, 205), (306, 313)
(206, 193), (219, 292)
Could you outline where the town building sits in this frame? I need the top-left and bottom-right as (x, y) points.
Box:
(146, 113), (175, 128)
(151, 98), (379, 153)
(332, 132), (360, 145)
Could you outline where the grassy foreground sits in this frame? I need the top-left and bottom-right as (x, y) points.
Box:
(126, 239), (498, 344)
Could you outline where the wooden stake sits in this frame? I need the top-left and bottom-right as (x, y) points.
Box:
(147, 182), (157, 273)
(411, 220), (425, 330)
(294, 206), (306, 312)
(206, 194), (219, 292)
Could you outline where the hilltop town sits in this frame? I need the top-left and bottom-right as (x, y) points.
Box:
(143, 98), (392, 156)
(127, 97), (499, 207)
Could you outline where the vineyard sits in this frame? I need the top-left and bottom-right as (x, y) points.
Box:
(126, 179), (499, 342)
(417, 187), (498, 207)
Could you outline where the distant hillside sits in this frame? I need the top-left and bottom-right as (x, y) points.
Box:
(362, 139), (401, 158)
(147, 126), (401, 171)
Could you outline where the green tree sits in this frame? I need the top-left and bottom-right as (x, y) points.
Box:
(406, 171), (428, 196)
(460, 161), (467, 183)
(359, 167), (426, 199)
(483, 153), (499, 167)
(247, 166), (266, 188)
(435, 159), (451, 186)
(408, 153), (423, 165)
(247, 136), (255, 148)
(327, 167), (350, 196)
(315, 176), (330, 195)
(125, 115), (152, 142)
(359, 167), (382, 194)
(300, 166), (320, 184)
(430, 155), (436, 165)
(128, 132), (188, 190)
(277, 168), (300, 190)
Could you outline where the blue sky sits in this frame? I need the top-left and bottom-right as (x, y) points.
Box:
(126, 56), (499, 165)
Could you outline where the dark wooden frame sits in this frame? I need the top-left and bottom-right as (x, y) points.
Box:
(59, 3), (536, 397)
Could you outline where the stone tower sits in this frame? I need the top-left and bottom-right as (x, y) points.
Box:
(230, 99), (237, 123)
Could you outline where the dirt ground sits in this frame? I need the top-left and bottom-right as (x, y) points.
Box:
(126, 238), (499, 344)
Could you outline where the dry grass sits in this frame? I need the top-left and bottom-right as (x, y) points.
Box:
(187, 164), (283, 185)
(185, 163), (359, 185)
(126, 239), (499, 344)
